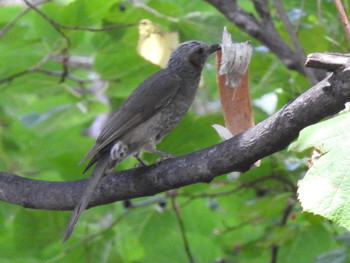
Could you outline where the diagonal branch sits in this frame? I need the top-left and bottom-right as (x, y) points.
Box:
(273, 0), (318, 84)
(23, 0), (71, 82)
(23, 0), (70, 46)
(0, 0), (51, 39)
(0, 50), (53, 86)
(131, 0), (179, 22)
(0, 40), (65, 87)
(0, 0), (133, 39)
(333, 0), (350, 47)
(0, 63), (349, 211)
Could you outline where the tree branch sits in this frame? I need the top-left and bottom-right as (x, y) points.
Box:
(169, 190), (195, 263)
(0, 62), (349, 211)
(36, 69), (90, 85)
(131, 0), (179, 23)
(23, 0), (70, 46)
(0, 50), (53, 86)
(273, 0), (318, 84)
(306, 52), (350, 70)
(0, 0), (51, 39)
(333, 0), (350, 47)
(270, 198), (296, 263)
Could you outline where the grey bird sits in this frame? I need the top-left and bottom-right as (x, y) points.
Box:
(64, 40), (220, 242)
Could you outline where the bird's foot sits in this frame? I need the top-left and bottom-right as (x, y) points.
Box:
(134, 155), (148, 167)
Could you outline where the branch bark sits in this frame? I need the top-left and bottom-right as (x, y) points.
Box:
(306, 52), (350, 70)
(1, 64), (350, 211)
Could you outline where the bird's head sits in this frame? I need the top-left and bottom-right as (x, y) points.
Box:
(166, 40), (221, 72)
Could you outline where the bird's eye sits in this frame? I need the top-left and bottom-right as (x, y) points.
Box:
(188, 46), (207, 67)
(197, 47), (204, 54)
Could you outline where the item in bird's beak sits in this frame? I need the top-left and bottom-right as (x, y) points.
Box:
(219, 27), (253, 89)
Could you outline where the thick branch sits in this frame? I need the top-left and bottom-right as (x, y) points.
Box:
(1, 65), (350, 211)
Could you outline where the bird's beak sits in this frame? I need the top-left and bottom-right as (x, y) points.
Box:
(207, 44), (221, 54)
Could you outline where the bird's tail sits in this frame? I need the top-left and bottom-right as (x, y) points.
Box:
(63, 156), (111, 242)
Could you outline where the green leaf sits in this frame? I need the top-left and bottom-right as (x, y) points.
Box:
(290, 112), (350, 153)
(297, 147), (350, 229)
(290, 112), (350, 230)
(276, 223), (338, 263)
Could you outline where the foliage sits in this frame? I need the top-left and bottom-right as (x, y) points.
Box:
(0, 0), (349, 262)
(291, 112), (350, 230)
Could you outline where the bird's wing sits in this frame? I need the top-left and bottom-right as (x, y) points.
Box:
(80, 69), (182, 165)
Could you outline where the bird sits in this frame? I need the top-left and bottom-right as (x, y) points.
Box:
(63, 40), (221, 242)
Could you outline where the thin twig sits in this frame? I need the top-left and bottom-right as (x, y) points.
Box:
(131, 0), (179, 22)
(23, 0), (70, 46)
(271, 245), (278, 263)
(179, 175), (297, 199)
(295, 0), (306, 31)
(25, 0), (134, 33)
(23, 0), (71, 82)
(169, 191), (195, 263)
(0, 70), (32, 85)
(217, 217), (262, 235)
(0, 1), (40, 38)
(0, 51), (52, 86)
(0, 40), (79, 87)
(270, 198), (296, 263)
(21, 0), (135, 83)
(274, 0), (318, 84)
(0, 0), (51, 39)
(25, 0), (134, 32)
(317, 0), (323, 25)
(1, 0), (133, 37)
(36, 69), (90, 85)
(333, 0), (350, 47)
(57, 23), (136, 32)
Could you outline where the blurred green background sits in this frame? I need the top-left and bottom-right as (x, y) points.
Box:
(0, 0), (349, 262)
